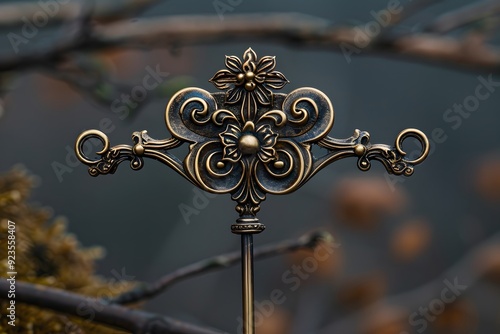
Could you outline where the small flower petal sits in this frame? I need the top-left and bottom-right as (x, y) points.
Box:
(258, 147), (277, 163)
(226, 87), (243, 104)
(243, 48), (257, 63)
(257, 124), (278, 149)
(225, 55), (243, 73)
(209, 69), (237, 90)
(256, 124), (279, 162)
(220, 124), (241, 143)
(254, 73), (265, 84)
(253, 84), (272, 105)
(223, 145), (242, 162)
(243, 48), (257, 72)
(220, 124), (243, 162)
(256, 56), (276, 74)
(264, 71), (289, 90)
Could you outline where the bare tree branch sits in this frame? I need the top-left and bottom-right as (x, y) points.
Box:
(424, 0), (500, 34)
(110, 230), (335, 305)
(383, 0), (443, 28)
(0, 280), (227, 334)
(0, 0), (163, 29)
(95, 13), (500, 72)
(0, 3), (95, 73)
(2, 12), (499, 76)
(1, 6), (499, 115)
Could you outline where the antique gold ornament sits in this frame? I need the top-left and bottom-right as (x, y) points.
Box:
(75, 48), (430, 334)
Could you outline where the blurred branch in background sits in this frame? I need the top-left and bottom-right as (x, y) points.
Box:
(109, 230), (335, 305)
(0, 0), (162, 28)
(0, 0), (500, 120)
(0, 280), (228, 334)
(0, 230), (335, 333)
(424, 1), (500, 34)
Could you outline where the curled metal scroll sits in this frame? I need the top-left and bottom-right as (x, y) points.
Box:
(75, 48), (430, 217)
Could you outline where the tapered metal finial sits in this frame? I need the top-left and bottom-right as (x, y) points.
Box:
(75, 48), (430, 334)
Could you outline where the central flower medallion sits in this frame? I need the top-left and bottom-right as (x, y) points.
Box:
(220, 120), (278, 164)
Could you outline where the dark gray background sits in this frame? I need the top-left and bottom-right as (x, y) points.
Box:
(1, 0), (499, 333)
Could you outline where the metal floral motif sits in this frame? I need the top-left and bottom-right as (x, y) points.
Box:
(75, 48), (430, 218)
(209, 48), (289, 122)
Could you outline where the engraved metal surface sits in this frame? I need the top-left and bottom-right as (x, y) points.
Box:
(76, 48), (429, 218)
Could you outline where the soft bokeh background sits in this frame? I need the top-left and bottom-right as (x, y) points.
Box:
(1, 0), (500, 333)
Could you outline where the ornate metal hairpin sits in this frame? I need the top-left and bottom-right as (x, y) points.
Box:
(75, 48), (429, 334)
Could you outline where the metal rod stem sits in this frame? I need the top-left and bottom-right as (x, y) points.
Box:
(241, 233), (254, 334)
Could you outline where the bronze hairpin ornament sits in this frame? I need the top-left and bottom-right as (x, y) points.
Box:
(75, 48), (429, 334)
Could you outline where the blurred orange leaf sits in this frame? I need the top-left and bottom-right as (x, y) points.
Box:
(390, 219), (432, 262)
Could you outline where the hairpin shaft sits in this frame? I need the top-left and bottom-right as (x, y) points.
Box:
(232, 218), (265, 334)
(241, 233), (255, 334)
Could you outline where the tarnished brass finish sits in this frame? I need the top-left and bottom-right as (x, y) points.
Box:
(76, 48), (429, 217)
(75, 48), (430, 334)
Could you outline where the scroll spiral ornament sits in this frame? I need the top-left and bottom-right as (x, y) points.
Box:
(75, 48), (430, 224)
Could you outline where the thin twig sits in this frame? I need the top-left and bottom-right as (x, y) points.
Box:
(0, 280), (227, 334)
(110, 230), (335, 305)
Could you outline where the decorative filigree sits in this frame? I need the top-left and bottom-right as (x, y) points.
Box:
(75, 48), (430, 218)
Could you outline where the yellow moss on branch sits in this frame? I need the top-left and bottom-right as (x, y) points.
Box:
(0, 167), (134, 333)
